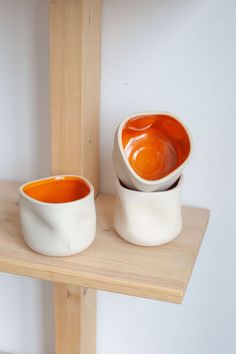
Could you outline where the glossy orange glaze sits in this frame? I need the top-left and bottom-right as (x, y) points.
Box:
(122, 114), (190, 180)
(23, 176), (90, 203)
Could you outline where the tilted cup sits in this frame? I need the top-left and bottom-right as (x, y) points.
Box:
(114, 175), (183, 246)
(113, 112), (192, 192)
(19, 175), (96, 256)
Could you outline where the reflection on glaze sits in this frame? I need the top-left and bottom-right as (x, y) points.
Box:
(122, 115), (190, 180)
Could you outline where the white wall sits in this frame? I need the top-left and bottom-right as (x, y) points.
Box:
(0, 0), (236, 353)
(0, 1), (53, 354)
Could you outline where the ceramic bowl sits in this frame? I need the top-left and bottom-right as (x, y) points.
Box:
(19, 175), (96, 256)
(113, 112), (192, 192)
(114, 175), (183, 246)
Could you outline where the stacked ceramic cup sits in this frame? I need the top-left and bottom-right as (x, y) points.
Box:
(113, 112), (192, 246)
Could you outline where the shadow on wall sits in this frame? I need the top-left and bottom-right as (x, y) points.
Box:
(0, 1), (53, 353)
(0, 0), (51, 182)
(35, 0), (51, 178)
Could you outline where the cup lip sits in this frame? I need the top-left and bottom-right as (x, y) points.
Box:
(117, 111), (193, 186)
(19, 175), (94, 206)
(115, 174), (184, 195)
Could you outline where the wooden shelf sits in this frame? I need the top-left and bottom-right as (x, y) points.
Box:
(0, 180), (209, 304)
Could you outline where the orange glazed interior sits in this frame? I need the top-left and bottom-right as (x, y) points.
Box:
(122, 114), (191, 181)
(23, 176), (90, 203)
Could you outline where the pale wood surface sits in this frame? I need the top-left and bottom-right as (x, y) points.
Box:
(45, 0), (100, 351)
(50, 0), (101, 195)
(55, 284), (96, 354)
(0, 181), (209, 303)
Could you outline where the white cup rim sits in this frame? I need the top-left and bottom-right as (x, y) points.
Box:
(19, 175), (94, 206)
(117, 111), (192, 186)
(115, 174), (184, 195)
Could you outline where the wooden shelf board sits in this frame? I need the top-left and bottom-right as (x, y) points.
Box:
(0, 181), (209, 304)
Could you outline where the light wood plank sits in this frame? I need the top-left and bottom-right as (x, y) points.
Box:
(55, 284), (96, 354)
(50, 0), (101, 352)
(0, 181), (210, 304)
(50, 0), (101, 194)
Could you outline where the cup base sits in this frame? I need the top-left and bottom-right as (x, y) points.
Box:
(114, 226), (182, 247)
(23, 234), (95, 257)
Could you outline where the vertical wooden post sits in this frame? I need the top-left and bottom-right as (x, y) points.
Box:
(50, 0), (101, 353)
(54, 285), (96, 354)
(50, 0), (100, 195)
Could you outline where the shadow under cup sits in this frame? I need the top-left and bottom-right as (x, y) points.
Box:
(19, 176), (96, 256)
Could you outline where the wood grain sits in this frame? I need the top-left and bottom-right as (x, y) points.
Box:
(50, 1), (101, 352)
(54, 284), (96, 354)
(0, 181), (210, 304)
(50, 0), (101, 195)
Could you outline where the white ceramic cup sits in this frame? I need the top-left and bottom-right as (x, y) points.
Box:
(113, 112), (192, 192)
(114, 175), (183, 246)
(19, 175), (96, 256)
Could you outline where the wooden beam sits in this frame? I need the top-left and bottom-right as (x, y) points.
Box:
(50, 0), (100, 352)
(54, 284), (96, 354)
(50, 0), (100, 194)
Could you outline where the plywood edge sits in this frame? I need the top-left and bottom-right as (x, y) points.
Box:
(181, 207), (210, 301)
(0, 258), (183, 303)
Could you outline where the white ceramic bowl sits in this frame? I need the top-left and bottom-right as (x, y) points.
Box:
(19, 175), (96, 256)
(114, 175), (183, 246)
(113, 112), (192, 192)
